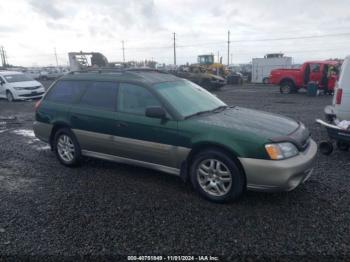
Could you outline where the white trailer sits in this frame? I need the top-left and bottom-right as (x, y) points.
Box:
(252, 54), (292, 84)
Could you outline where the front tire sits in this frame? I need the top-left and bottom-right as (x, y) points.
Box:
(190, 149), (245, 203)
(53, 128), (81, 167)
(6, 91), (14, 102)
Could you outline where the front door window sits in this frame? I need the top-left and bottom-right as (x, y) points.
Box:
(117, 83), (161, 115)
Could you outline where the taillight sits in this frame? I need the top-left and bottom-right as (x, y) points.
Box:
(336, 88), (343, 105)
(35, 99), (42, 110)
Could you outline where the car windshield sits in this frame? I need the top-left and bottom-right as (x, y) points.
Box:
(153, 80), (227, 118)
(4, 74), (32, 83)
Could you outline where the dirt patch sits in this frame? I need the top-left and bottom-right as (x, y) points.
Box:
(0, 167), (36, 193)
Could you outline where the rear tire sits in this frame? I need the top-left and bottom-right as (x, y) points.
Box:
(6, 91), (14, 102)
(190, 149), (245, 203)
(280, 81), (296, 94)
(53, 128), (81, 167)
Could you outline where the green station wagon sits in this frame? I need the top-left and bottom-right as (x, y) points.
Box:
(34, 69), (317, 202)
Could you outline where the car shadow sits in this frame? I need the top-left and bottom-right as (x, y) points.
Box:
(79, 156), (316, 206)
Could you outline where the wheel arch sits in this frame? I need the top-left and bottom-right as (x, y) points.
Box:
(5, 89), (13, 95)
(180, 142), (246, 185)
(279, 77), (295, 86)
(49, 121), (71, 149)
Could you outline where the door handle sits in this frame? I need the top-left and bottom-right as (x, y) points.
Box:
(116, 122), (128, 128)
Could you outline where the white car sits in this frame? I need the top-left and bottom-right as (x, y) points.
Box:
(40, 68), (68, 80)
(0, 71), (46, 102)
(22, 69), (41, 80)
(325, 56), (350, 121)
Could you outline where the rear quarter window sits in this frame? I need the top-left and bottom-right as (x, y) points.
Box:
(45, 80), (88, 104)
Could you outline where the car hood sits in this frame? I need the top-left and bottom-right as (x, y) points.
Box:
(9, 80), (42, 88)
(194, 106), (300, 141)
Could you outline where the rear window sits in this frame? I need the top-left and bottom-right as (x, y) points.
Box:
(45, 80), (88, 104)
(79, 81), (117, 111)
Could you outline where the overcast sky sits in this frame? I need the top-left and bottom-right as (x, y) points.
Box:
(0, 0), (350, 67)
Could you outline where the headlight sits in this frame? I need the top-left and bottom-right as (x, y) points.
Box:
(13, 87), (24, 90)
(265, 142), (299, 160)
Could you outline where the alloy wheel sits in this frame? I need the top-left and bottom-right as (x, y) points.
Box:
(57, 134), (75, 162)
(196, 159), (232, 197)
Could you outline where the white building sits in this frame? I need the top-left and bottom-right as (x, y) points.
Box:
(252, 53), (292, 84)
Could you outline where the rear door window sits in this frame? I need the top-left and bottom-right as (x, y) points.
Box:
(46, 80), (88, 104)
(79, 81), (117, 111)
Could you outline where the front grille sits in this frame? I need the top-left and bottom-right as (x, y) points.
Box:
(24, 86), (41, 90)
(19, 92), (44, 97)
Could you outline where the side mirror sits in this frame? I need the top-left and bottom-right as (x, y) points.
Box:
(145, 106), (166, 119)
(0, 80), (4, 85)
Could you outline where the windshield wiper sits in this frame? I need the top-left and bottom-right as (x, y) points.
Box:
(211, 105), (228, 113)
(184, 105), (228, 119)
(184, 110), (213, 119)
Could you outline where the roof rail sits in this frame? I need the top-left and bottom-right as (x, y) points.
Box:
(125, 68), (169, 74)
(68, 68), (124, 75)
(68, 67), (168, 75)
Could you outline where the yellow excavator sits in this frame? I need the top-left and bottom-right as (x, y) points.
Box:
(197, 54), (228, 78)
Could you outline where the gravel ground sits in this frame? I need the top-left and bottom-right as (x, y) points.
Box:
(0, 82), (349, 261)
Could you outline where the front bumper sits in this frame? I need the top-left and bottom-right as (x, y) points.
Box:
(13, 88), (45, 100)
(239, 139), (318, 192)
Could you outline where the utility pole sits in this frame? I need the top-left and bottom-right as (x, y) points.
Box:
(173, 32), (176, 66)
(54, 47), (58, 67)
(216, 51), (220, 75)
(1, 46), (7, 67)
(122, 40), (125, 63)
(4, 49), (7, 67)
(0, 46), (4, 67)
(227, 30), (230, 66)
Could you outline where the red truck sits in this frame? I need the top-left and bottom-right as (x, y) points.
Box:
(269, 60), (340, 94)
